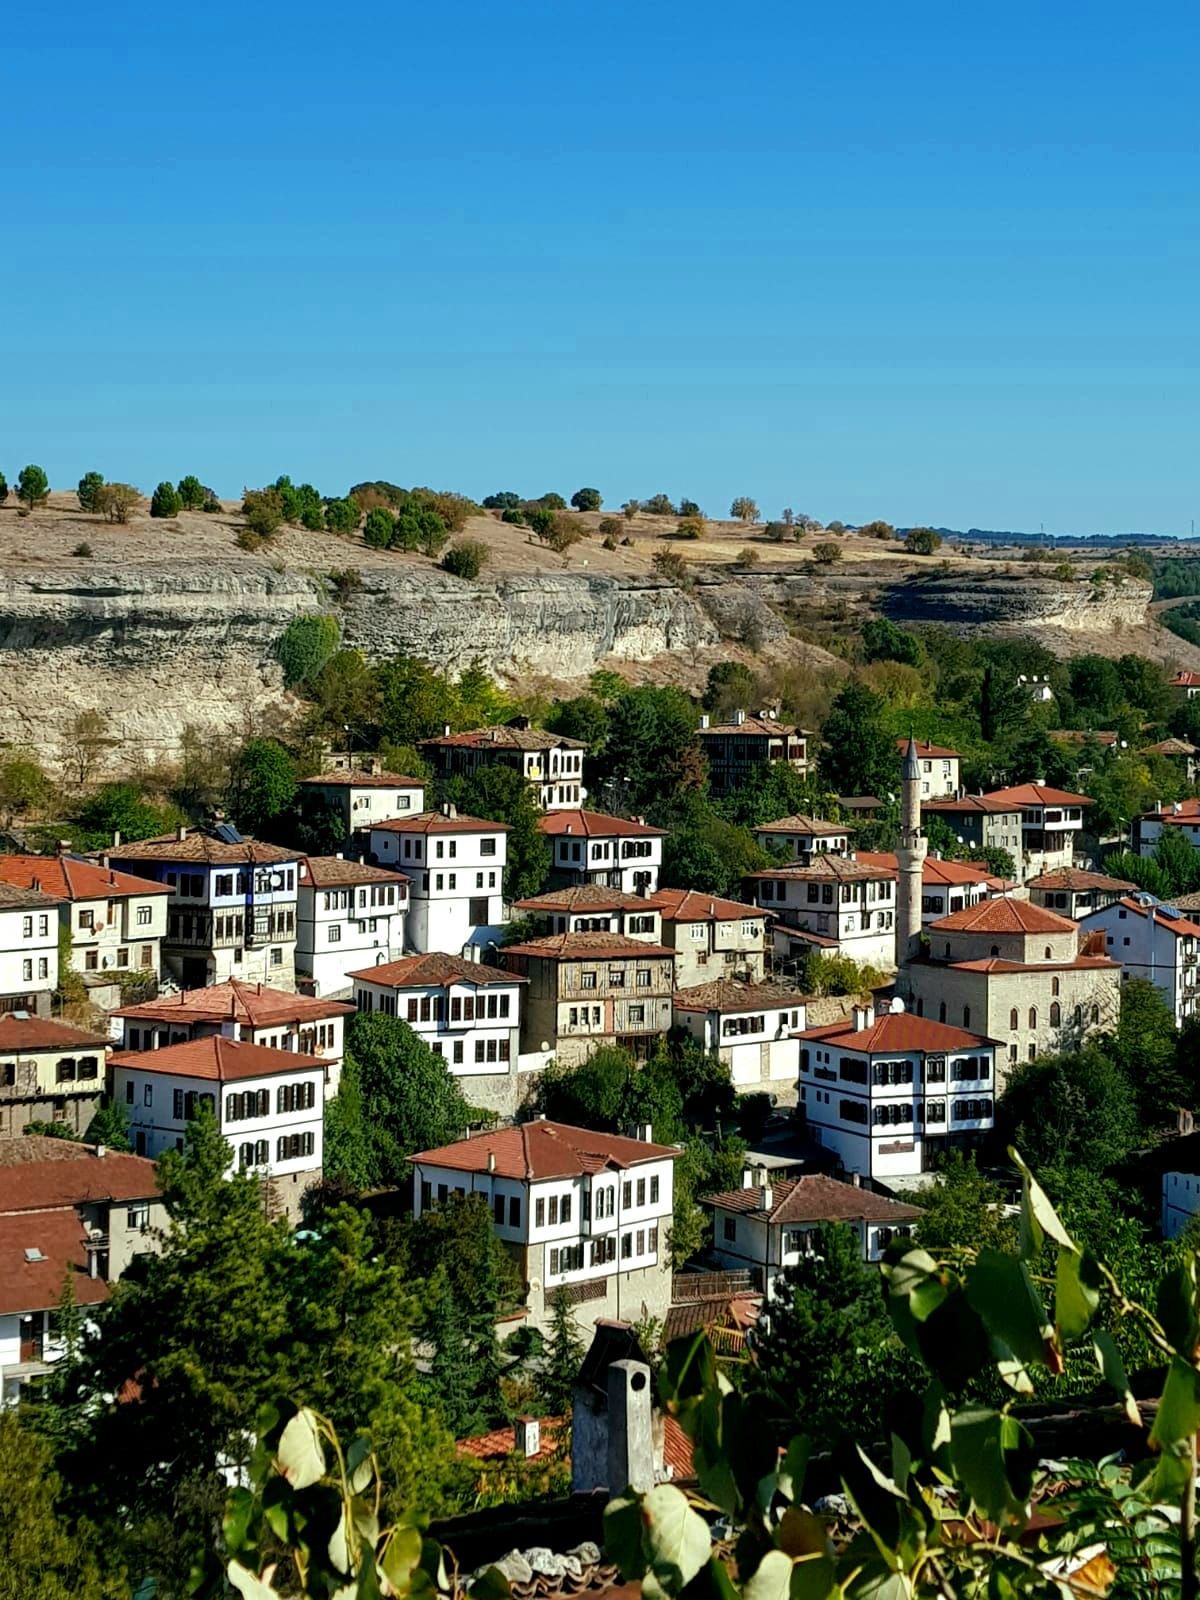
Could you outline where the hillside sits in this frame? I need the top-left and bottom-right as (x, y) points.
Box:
(0, 493), (1189, 767)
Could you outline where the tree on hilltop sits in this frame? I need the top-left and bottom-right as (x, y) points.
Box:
(149, 481), (182, 519)
(16, 464), (49, 509)
(77, 471), (105, 513)
(176, 474), (206, 510)
(730, 496), (759, 523)
(570, 487), (602, 511)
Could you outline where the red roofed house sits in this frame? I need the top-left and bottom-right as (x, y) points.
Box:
(366, 806), (510, 955)
(1136, 798), (1200, 859)
(419, 722), (587, 812)
(538, 810), (665, 897)
(704, 1169), (924, 1285)
(855, 851), (1002, 926)
(0, 852), (169, 988)
(652, 887), (768, 987)
(109, 1036), (324, 1221)
(1169, 671), (1200, 701)
(920, 796), (1025, 877)
(751, 815), (853, 861)
(0, 1136), (164, 1403)
(295, 759), (426, 848)
(894, 738), (960, 798)
(696, 710), (811, 796)
(672, 979), (810, 1086)
(797, 1002), (998, 1181)
(903, 896), (1120, 1080)
(980, 783), (1093, 875)
(0, 878), (64, 1017)
(1078, 892), (1200, 1024)
(500, 933), (675, 1067)
(0, 1013), (111, 1139)
(114, 978), (354, 1096)
(513, 883), (664, 943)
(744, 853), (898, 971)
(349, 953), (524, 1115)
(409, 1121), (678, 1333)
(1027, 867), (1136, 921)
(295, 855), (409, 999)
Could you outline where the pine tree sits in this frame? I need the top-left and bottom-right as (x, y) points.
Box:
(539, 1288), (584, 1415)
(149, 481), (182, 518)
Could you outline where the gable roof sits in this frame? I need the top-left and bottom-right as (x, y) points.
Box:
(501, 931), (674, 961)
(1082, 896), (1200, 938)
(798, 1012), (994, 1053)
(0, 1211), (111, 1316)
(0, 1014), (109, 1054)
(651, 887), (766, 923)
(927, 897), (1078, 935)
(0, 878), (65, 911)
(300, 856), (410, 889)
(752, 814), (850, 837)
(922, 795), (1022, 815)
(1171, 672), (1200, 688)
(855, 851), (1002, 889)
(514, 883), (658, 915)
(109, 1036), (322, 1082)
(746, 854), (895, 884)
(0, 854), (169, 902)
(981, 783), (1093, 809)
(894, 738), (960, 760)
(1027, 867), (1136, 892)
(537, 809), (666, 839)
(410, 1120), (679, 1179)
(1141, 799), (1200, 823)
(0, 1139), (160, 1212)
(346, 952), (523, 988)
(1142, 738), (1198, 757)
(703, 1173), (923, 1227)
(116, 979), (353, 1027)
(672, 979), (811, 1015)
(368, 810), (510, 836)
(421, 726), (586, 752)
(698, 715), (807, 737)
(298, 769), (425, 788)
(108, 831), (297, 865)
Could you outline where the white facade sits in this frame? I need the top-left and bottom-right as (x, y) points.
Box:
(298, 771), (426, 839)
(351, 965), (522, 1082)
(69, 887), (167, 978)
(0, 898), (60, 1014)
(296, 862), (408, 997)
(542, 814), (664, 896)
(901, 744), (960, 799)
(752, 819), (853, 860)
(1163, 1168), (1200, 1239)
(672, 987), (807, 1086)
(368, 813), (509, 955)
(982, 789), (1091, 877)
(1079, 895), (1200, 1025)
(748, 864), (897, 971)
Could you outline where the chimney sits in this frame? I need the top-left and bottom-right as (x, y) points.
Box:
(365, 756), (381, 776)
(742, 1167), (756, 1189)
(31, 876), (41, 892)
(851, 1002), (871, 1030)
(734, 709), (746, 726)
(758, 1174), (774, 1210)
(487, 1150), (496, 1173)
(94, 1144), (106, 1159)
(56, 839), (71, 855)
(639, 1122), (653, 1142)
(606, 1361), (654, 1495)
(176, 825), (188, 842)
(699, 713), (710, 730)
(441, 802), (457, 820)
(442, 722), (451, 737)
(850, 1172), (861, 1187)
(514, 1416), (541, 1459)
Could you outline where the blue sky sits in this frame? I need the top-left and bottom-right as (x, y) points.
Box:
(2, 0), (1196, 533)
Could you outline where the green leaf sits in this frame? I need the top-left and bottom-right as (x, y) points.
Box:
(1093, 1330), (1141, 1427)
(948, 1408), (1032, 1527)
(277, 1409), (325, 1490)
(639, 1484), (712, 1599)
(777, 1508), (831, 1559)
(766, 1435), (811, 1511)
(329, 1509), (351, 1577)
(347, 1434), (376, 1498)
(789, 1552), (839, 1600)
(836, 1442), (907, 1562)
(1151, 1357), (1200, 1449)
(605, 1491), (649, 1580)
(744, 1549), (795, 1600)
(227, 1563), (279, 1600)
(223, 1486), (256, 1555)
(1009, 1147), (1073, 1258)
(380, 1525), (423, 1594)
(965, 1249), (1051, 1367)
(1157, 1263), (1199, 1357)
(1055, 1247), (1101, 1343)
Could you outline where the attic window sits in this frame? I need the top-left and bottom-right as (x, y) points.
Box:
(24, 1247), (45, 1263)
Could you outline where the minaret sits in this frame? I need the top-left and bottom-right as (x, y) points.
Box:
(895, 734), (927, 968)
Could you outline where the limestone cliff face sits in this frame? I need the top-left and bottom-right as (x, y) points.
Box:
(879, 572), (1152, 632)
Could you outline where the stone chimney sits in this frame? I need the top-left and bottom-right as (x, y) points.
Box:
(442, 722), (452, 737)
(733, 709), (747, 726)
(606, 1361), (654, 1494)
(364, 756), (381, 776)
(56, 839), (71, 855)
(514, 1416), (541, 1458)
(176, 825), (188, 842)
(699, 713), (710, 730)
(441, 803), (457, 820)
(487, 1150), (497, 1173)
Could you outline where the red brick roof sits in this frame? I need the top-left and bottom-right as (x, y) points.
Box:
(501, 932), (674, 961)
(368, 810), (510, 835)
(109, 1036), (322, 1082)
(0, 854), (169, 902)
(651, 887), (766, 923)
(346, 953), (522, 988)
(928, 897), (1077, 934)
(982, 783), (1093, 809)
(1171, 672), (1200, 688)
(1027, 868), (1136, 892)
(672, 979), (810, 1014)
(456, 1413), (694, 1481)
(798, 1012), (993, 1053)
(0, 1015), (109, 1054)
(1143, 799), (1200, 822)
(746, 854), (895, 883)
(300, 856), (410, 889)
(922, 795), (1021, 815)
(0, 1211), (111, 1316)
(538, 809), (666, 839)
(298, 769), (425, 788)
(703, 1173), (923, 1226)
(938, 955), (1118, 974)
(116, 979), (353, 1027)
(1092, 896), (1200, 938)
(410, 1120), (679, 1179)
(894, 738), (960, 760)
(0, 1139), (160, 1212)
(855, 851), (1002, 888)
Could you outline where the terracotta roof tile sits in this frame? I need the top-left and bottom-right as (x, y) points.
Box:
(753, 814), (850, 836)
(109, 1036), (322, 1082)
(410, 1120), (680, 1180)
(108, 831), (297, 865)
(746, 854), (895, 883)
(368, 811), (510, 836)
(672, 979), (811, 1014)
(300, 856), (410, 889)
(501, 932), (674, 961)
(1142, 738), (1198, 757)
(0, 854), (169, 901)
(703, 1174), (923, 1226)
(652, 887), (766, 923)
(0, 1139), (160, 1213)
(1087, 896), (1200, 938)
(1027, 868), (1136, 892)
(928, 898), (1077, 934)
(894, 738), (960, 759)
(116, 979), (353, 1027)
(538, 809), (666, 839)
(514, 884), (657, 914)
(798, 1012), (994, 1052)
(0, 879), (65, 910)
(855, 851), (1002, 888)
(982, 783), (1093, 808)
(422, 726), (586, 752)
(348, 953), (522, 987)
(699, 715), (808, 737)
(298, 769), (425, 788)
(0, 1210), (111, 1316)
(922, 795), (1022, 815)
(0, 1015), (109, 1054)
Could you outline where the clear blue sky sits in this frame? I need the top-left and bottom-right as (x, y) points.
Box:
(3, 1), (1196, 534)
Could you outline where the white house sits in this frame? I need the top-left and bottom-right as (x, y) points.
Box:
(539, 810), (664, 897)
(0, 881), (62, 1017)
(1078, 893), (1200, 1025)
(0, 1138), (165, 1405)
(672, 980), (809, 1086)
(109, 1036), (324, 1222)
(349, 953), (525, 1116)
(980, 785), (1093, 876)
(797, 1005), (997, 1182)
(114, 978), (353, 1097)
(296, 855), (409, 997)
(752, 815), (853, 860)
(367, 807), (509, 956)
(420, 723), (587, 811)
(855, 851), (1003, 926)
(0, 1014), (111, 1139)
(296, 762), (426, 846)
(409, 1119), (678, 1334)
(513, 884), (664, 942)
(745, 854), (898, 971)
(106, 827), (301, 991)
(895, 740), (960, 799)
(1136, 799), (1200, 858)
(703, 1170), (923, 1291)
(0, 853), (168, 985)
(1027, 867), (1137, 921)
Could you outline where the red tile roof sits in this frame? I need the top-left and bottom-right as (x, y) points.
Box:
(1142, 799), (1200, 822)
(300, 856), (410, 889)
(422, 726), (586, 751)
(798, 1012), (993, 1053)
(514, 884), (657, 914)
(109, 832), (297, 865)
(855, 851), (1002, 889)
(894, 738), (960, 760)
(703, 1173), (923, 1226)
(1089, 896), (1200, 938)
(936, 955), (1118, 974)
(0, 854), (169, 902)
(982, 783), (1093, 809)
(1171, 672), (1200, 688)
(116, 979), (353, 1027)
(0, 1210), (111, 1316)
(699, 715), (807, 737)
(109, 1036), (322, 1082)
(922, 795), (1021, 815)
(651, 887), (766, 922)
(746, 854), (895, 883)
(410, 1120), (680, 1179)
(456, 1413), (694, 1481)
(347, 953), (522, 987)
(501, 932), (674, 961)
(1027, 868), (1136, 892)
(1142, 738), (1198, 757)
(368, 810), (510, 835)
(927, 898), (1077, 934)
(0, 1139), (160, 1212)
(0, 879), (65, 911)
(0, 1015), (109, 1054)
(672, 979), (810, 1014)
(538, 809), (666, 839)
(298, 769), (425, 788)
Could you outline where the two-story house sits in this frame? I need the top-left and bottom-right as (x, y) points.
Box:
(367, 808), (509, 955)
(0, 1014), (111, 1139)
(109, 1036), (324, 1221)
(651, 888), (768, 988)
(349, 953), (525, 1116)
(704, 1170), (923, 1289)
(980, 784), (1093, 875)
(751, 815), (853, 860)
(1027, 867), (1136, 920)
(1141, 738), (1199, 786)
(672, 979), (808, 1086)
(296, 856), (409, 997)
(1078, 893), (1200, 1025)
(0, 881), (62, 1017)
(0, 1137), (164, 1404)
(115, 978), (353, 1096)
(896, 739), (960, 798)
(696, 711), (811, 796)
(745, 854), (897, 971)
(920, 796), (1025, 877)
(0, 853), (169, 985)
(105, 827), (300, 991)
(500, 932), (675, 1066)
(513, 884), (664, 941)
(409, 1120), (678, 1333)
(1136, 799), (1200, 859)
(797, 1005), (998, 1182)
(295, 762), (426, 849)
(539, 810), (664, 897)
(904, 898), (1121, 1082)
(1169, 671), (1200, 701)
(420, 722), (587, 811)
(855, 852), (1003, 925)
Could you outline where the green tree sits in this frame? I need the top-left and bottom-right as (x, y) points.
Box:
(811, 540), (842, 564)
(997, 1043), (1139, 1172)
(97, 482), (139, 523)
(1108, 976), (1184, 1127)
(276, 613), (341, 689)
(0, 471), (7, 502)
(483, 491), (522, 510)
(362, 506), (396, 548)
(74, 782), (181, 847)
(0, 753), (53, 823)
(441, 539), (488, 579)
(0, 1410), (122, 1599)
(862, 617), (924, 667)
(818, 680), (897, 797)
(730, 496), (759, 522)
(702, 661), (757, 718)
(16, 463), (49, 509)
(227, 738), (297, 835)
(241, 486), (285, 539)
(570, 487), (602, 511)
(444, 764), (550, 900)
(83, 1098), (131, 1150)
(76, 470), (105, 513)
(903, 526), (943, 555)
(149, 480), (182, 518)
(544, 692), (609, 753)
(342, 1012), (472, 1185)
(1103, 848), (1172, 898)
(176, 474), (206, 509)
(902, 1151), (1014, 1253)
(603, 685), (704, 809)
(1154, 825), (1200, 896)
(979, 660), (1027, 742)
(540, 1287), (586, 1414)
(324, 496), (361, 533)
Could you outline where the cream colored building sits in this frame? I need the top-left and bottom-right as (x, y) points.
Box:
(0, 1014), (111, 1139)
(672, 979), (808, 1086)
(0, 853), (169, 984)
(652, 888), (768, 988)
